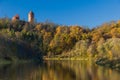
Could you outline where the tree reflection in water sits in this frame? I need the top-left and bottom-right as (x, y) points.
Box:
(0, 61), (120, 80)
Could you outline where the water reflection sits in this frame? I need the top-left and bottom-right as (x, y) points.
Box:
(0, 61), (120, 80)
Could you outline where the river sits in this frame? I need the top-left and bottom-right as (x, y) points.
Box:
(0, 60), (120, 80)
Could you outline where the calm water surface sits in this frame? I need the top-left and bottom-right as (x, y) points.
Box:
(0, 61), (120, 80)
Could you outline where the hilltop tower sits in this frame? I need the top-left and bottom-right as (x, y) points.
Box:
(28, 11), (34, 23)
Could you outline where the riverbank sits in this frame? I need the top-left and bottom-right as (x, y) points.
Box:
(43, 57), (89, 60)
(96, 58), (120, 70)
(44, 55), (120, 71)
(43, 54), (91, 60)
(0, 59), (42, 65)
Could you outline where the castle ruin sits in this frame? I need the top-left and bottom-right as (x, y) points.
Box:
(12, 11), (34, 23)
(12, 14), (20, 22)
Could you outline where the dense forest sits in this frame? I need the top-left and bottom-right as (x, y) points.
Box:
(1, 18), (120, 67)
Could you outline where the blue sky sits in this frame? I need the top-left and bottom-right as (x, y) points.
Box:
(0, 0), (120, 28)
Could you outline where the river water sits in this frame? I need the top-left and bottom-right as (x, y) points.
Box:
(0, 60), (120, 80)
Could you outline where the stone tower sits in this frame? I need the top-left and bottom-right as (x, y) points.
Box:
(28, 11), (34, 23)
